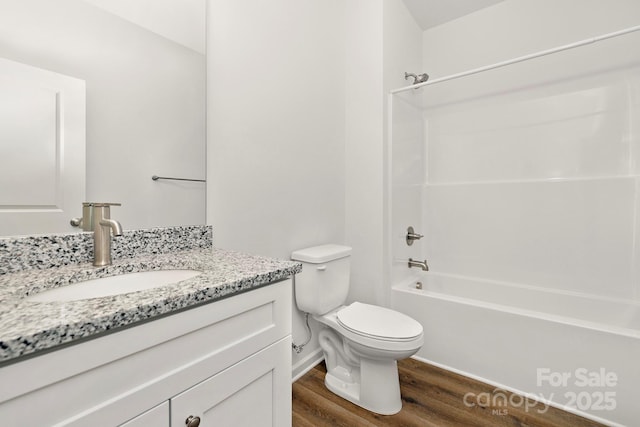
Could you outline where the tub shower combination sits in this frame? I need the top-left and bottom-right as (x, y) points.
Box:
(388, 25), (640, 427)
(391, 274), (639, 426)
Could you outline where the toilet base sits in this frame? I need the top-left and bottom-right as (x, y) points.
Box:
(324, 357), (402, 415)
(314, 314), (418, 416)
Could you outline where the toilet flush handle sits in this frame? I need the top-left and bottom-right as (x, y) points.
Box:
(317, 265), (327, 271)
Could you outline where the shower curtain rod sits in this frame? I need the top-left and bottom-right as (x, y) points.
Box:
(390, 24), (640, 95)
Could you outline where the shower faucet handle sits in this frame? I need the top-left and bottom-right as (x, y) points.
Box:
(406, 226), (424, 246)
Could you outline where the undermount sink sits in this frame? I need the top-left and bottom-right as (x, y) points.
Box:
(27, 270), (202, 302)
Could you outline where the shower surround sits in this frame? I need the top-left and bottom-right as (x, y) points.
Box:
(387, 28), (640, 426)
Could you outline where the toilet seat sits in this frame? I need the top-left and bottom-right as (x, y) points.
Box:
(336, 302), (423, 342)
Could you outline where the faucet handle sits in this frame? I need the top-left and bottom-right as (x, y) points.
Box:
(406, 226), (424, 246)
(71, 203), (121, 231)
(88, 202), (121, 207)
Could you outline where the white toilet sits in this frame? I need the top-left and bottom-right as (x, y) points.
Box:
(291, 244), (424, 415)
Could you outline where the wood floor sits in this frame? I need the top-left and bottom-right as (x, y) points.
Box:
(292, 359), (606, 427)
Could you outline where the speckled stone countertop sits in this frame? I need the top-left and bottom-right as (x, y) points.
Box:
(0, 226), (301, 364)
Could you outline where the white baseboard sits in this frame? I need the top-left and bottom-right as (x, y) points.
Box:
(410, 356), (620, 427)
(292, 347), (324, 383)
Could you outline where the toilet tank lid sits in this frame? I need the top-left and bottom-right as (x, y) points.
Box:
(291, 244), (352, 263)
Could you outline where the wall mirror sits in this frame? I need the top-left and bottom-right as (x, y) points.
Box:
(0, 0), (206, 236)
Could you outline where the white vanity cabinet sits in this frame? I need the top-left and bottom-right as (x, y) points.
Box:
(0, 279), (292, 427)
(170, 338), (290, 427)
(120, 402), (170, 427)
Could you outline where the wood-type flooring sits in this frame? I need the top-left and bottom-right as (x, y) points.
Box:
(292, 358), (606, 427)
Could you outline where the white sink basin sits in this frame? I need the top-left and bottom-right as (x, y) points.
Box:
(27, 270), (202, 302)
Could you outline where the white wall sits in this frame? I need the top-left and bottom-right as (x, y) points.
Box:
(416, 0), (640, 301)
(344, 0), (385, 306)
(207, 0), (422, 376)
(344, 0), (423, 308)
(206, 0), (346, 375)
(423, 0), (640, 78)
(0, 0), (205, 231)
(82, 0), (205, 54)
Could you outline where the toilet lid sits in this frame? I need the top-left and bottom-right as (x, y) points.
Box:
(336, 302), (423, 341)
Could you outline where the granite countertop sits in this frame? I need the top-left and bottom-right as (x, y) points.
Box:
(0, 246), (301, 365)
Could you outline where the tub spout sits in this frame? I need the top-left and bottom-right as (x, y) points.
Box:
(408, 258), (429, 271)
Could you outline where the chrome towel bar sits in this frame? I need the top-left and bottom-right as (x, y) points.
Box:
(151, 175), (206, 183)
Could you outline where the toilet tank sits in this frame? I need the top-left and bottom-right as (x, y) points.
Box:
(291, 244), (352, 315)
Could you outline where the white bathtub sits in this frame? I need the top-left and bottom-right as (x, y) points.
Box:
(391, 273), (640, 427)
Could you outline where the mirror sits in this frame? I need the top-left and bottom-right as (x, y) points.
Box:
(0, 0), (206, 236)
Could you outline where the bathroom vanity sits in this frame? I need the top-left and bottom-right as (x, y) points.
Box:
(0, 226), (301, 426)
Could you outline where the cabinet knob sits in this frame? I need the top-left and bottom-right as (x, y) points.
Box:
(185, 415), (201, 427)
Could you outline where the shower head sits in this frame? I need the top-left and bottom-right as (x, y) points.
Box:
(416, 73), (429, 83)
(404, 72), (429, 85)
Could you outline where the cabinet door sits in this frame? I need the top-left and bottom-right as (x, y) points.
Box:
(119, 402), (169, 427)
(171, 337), (291, 427)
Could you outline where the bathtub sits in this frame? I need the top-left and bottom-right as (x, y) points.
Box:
(391, 273), (640, 427)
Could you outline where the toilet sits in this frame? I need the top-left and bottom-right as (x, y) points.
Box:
(291, 244), (424, 415)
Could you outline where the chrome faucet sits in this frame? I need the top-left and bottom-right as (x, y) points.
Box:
(408, 258), (429, 271)
(72, 202), (123, 266)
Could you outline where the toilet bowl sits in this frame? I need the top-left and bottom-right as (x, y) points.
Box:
(291, 244), (424, 415)
(314, 302), (423, 414)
